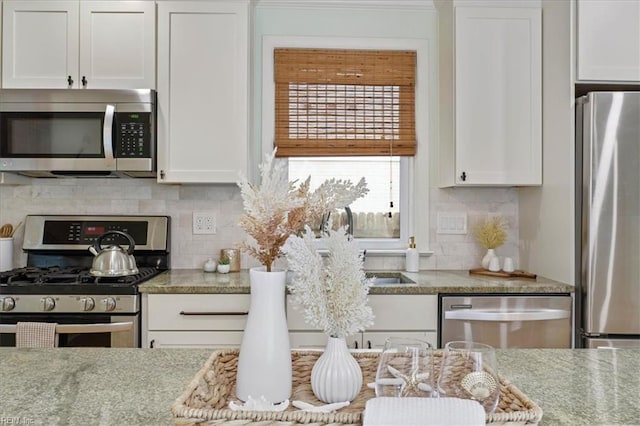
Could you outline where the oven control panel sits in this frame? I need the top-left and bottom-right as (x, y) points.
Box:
(22, 215), (169, 251)
(0, 294), (137, 313)
(45, 220), (149, 245)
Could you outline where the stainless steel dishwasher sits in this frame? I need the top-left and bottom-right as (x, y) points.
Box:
(439, 295), (573, 348)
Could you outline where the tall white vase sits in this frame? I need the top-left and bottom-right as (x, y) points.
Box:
(236, 267), (292, 403)
(311, 336), (363, 403)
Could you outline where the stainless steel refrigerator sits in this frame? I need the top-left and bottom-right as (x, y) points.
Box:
(576, 91), (640, 349)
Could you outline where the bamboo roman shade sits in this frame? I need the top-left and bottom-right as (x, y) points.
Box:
(274, 48), (417, 157)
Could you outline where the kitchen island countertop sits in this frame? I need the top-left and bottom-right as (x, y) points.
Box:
(0, 348), (638, 425)
(138, 269), (573, 295)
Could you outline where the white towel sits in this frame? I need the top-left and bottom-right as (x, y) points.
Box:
(15, 322), (58, 348)
(363, 397), (485, 426)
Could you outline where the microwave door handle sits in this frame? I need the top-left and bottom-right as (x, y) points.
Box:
(445, 309), (570, 322)
(103, 104), (115, 163)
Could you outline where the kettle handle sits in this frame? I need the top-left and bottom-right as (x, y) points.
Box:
(92, 231), (136, 255)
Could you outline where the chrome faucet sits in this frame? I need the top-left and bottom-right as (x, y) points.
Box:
(344, 206), (354, 236)
(320, 206), (354, 236)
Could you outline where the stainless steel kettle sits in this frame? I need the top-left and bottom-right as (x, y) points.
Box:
(88, 231), (139, 276)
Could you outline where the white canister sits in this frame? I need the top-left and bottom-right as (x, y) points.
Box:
(503, 257), (515, 273)
(488, 256), (501, 272)
(0, 238), (14, 272)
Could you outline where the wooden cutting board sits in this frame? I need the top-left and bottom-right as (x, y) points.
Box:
(469, 268), (537, 279)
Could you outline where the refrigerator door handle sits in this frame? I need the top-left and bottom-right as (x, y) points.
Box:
(445, 309), (571, 322)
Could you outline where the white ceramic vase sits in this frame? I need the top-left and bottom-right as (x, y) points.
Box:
(311, 335), (363, 403)
(481, 249), (497, 269)
(236, 267), (292, 403)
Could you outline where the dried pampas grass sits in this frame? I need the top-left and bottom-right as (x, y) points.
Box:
(474, 216), (508, 249)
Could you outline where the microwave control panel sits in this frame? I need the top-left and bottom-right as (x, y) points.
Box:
(115, 112), (152, 158)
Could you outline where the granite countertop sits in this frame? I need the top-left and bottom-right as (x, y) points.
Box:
(1, 348), (638, 425)
(138, 269), (574, 295)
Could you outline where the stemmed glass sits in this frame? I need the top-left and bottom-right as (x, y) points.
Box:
(375, 337), (435, 398)
(437, 341), (500, 414)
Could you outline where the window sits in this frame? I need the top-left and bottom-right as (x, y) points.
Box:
(274, 48), (415, 243)
(288, 156), (403, 239)
(262, 36), (432, 252)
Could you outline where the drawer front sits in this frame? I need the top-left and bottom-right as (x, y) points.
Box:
(369, 295), (437, 330)
(147, 294), (250, 331)
(287, 295), (437, 331)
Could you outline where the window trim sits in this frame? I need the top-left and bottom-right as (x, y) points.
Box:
(262, 35), (431, 253)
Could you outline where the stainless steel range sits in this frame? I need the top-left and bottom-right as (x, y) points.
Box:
(0, 215), (170, 347)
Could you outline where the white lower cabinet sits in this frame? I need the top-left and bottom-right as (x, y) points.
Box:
(287, 295), (438, 349)
(142, 293), (250, 348)
(144, 293), (438, 349)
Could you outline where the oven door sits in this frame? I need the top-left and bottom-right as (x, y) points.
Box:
(0, 313), (139, 348)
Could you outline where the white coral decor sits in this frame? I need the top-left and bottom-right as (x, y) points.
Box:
(283, 225), (374, 338)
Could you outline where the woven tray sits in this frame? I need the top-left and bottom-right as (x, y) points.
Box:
(172, 349), (542, 426)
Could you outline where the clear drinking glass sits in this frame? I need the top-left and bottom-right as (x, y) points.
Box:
(375, 337), (435, 398)
(437, 341), (500, 414)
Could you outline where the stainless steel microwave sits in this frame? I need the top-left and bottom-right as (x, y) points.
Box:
(0, 89), (156, 178)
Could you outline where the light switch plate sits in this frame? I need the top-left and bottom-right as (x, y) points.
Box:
(193, 211), (216, 234)
(436, 212), (467, 234)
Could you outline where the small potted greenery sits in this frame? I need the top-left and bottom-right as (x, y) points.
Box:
(217, 256), (230, 274)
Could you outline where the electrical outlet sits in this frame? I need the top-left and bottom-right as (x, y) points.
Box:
(436, 212), (467, 234)
(193, 212), (216, 234)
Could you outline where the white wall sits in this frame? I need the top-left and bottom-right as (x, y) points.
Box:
(518, 0), (575, 284)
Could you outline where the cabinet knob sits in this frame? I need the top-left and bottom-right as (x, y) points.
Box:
(354, 340), (359, 349)
(82, 76), (88, 87)
(460, 171), (467, 182)
(67, 75), (74, 87)
(367, 340), (372, 349)
(160, 170), (165, 180)
(150, 339), (155, 348)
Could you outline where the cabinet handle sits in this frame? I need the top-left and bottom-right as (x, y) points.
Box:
(460, 171), (467, 182)
(82, 76), (88, 87)
(354, 340), (359, 349)
(367, 340), (372, 349)
(67, 75), (74, 87)
(179, 311), (248, 316)
(160, 170), (166, 180)
(150, 339), (155, 348)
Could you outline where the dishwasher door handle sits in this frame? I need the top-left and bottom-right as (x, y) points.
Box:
(444, 309), (570, 322)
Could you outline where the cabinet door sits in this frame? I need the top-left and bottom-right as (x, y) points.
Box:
(147, 331), (243, 348)
(288, 332), (330, 350)
(146, 294), (250, 331)
(157, 1), (249, 183)
(362, 331), (437, 350)
(455, 6), (541, 185)
(2, 0), (79, 88)
(79, 1), (155, 89)
(577, 0), (640, 82)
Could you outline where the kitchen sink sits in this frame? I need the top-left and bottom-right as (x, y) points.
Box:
(365, 272), (416, 285)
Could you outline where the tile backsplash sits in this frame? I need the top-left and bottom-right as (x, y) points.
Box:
(0, 179), (518, 271)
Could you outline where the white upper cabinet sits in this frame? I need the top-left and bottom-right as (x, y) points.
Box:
(156, 1), (249, 183)
(453, 6), (542, 186)
(576, 0), (640, 82)
(2, 0), (155, 89)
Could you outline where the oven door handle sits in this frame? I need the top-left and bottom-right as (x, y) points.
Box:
(179, 311), (248, 316)
(444, 309), (570, 322)
(0, 322), (133, 334)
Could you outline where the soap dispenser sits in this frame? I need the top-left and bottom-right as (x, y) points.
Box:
(405, 236), (419, 272)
